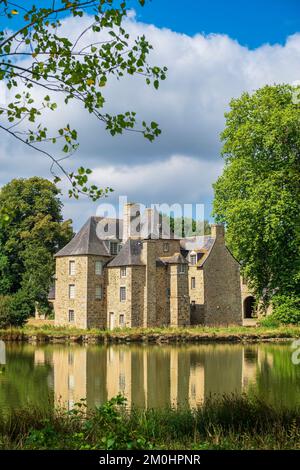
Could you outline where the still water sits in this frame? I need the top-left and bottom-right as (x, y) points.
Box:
(0, 342), (299, 412)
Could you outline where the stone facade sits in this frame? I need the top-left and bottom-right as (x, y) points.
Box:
(54, 204), (243, 329)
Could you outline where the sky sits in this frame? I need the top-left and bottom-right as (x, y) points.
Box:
(1, 0), (300, 229)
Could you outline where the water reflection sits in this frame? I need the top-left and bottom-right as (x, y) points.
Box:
(0, 342), (299, 412)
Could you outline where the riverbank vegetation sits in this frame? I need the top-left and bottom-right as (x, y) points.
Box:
(0, 394), (299, 450)
(0, 322), (299, 344)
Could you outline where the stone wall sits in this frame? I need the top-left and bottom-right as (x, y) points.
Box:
(86, 256), (111, 329)
(155, 265), (170, 326)
(169, 264), (190, 327)
(54, 256), (88, 328)
(203, 231), (242, 326)
(54, 255), (110, 329)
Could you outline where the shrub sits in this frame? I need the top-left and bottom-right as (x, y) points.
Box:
(0, 295), (12, 328)
(272, 295), (300, 325)
(0, 291), (34, 328)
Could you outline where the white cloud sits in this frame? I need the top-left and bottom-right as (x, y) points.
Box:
(1, 13), (300, 228)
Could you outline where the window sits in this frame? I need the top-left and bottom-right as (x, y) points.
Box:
(68, 309), (75, 322)
(191, 301), (196, 308)
(191, 277), (196, 289)
(179, 264), (186, 274)
(120, 286), (126, 302)
(68, 374), (75, 391)
(119, 314), (125, 327)
(95, 285), (103, 300)
(95, 261), (103, 275)
(119, 373), (126, 391)
(163, 242), (169, 252)
(69, 284), (75, 299)
(166, 287), (170, 298)
(120, 267), (127, 278)
(190, 254), (197, 265)
(110, 242), (118, 255)
(69, 260), (75, 275)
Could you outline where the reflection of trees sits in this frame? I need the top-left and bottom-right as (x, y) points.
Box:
(247, 345), (300, 408)
(0, 345), (53, 413)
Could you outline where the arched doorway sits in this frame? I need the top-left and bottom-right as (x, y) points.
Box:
(244, 296), (255, 318)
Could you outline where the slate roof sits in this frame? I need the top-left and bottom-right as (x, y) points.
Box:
(158, 253), (189, 265)
(108, 239), (145, 267)
(180, 236), (216, 267)
(55, 216), (122, 257)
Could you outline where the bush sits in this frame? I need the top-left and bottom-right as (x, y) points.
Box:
(258, 315), (281, 328)
(0, 291), (34, 328)
(271, 295), (300, 325)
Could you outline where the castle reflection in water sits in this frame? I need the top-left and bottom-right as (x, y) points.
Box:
(33, 344), (274, 410)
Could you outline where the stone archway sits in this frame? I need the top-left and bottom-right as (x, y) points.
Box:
(244, 296), (255, 319)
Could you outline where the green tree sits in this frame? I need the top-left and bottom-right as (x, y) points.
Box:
(213, 85), (300, 308)
(0, 177), (73, 307)
(0, 0), (166, 204)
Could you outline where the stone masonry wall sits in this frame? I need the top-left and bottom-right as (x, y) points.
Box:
(86, 256), (111, 329)
(54, 256), (88, 329)
(169, 264), (190, 327)
(155, 265), (170, 326)
(203, 237), (242, 326)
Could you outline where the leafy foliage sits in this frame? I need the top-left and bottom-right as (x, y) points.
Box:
(0, 177), (73, 314)
(0, 0), (166, 203)
(0, 291), (34, 327)
(213, 85), (300, 310)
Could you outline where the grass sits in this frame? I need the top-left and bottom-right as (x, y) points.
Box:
(0, 394), (300, 450)
(0, 322), (300, 341)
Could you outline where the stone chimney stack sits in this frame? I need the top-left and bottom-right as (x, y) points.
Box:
(123, 202), (141, 242)
(211, 224), (225, 241)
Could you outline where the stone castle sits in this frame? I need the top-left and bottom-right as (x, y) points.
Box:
(53, 203), (251, 329)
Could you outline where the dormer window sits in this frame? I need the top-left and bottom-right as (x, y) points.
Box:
(179, 264), (186, 274)
(110, 242), (118, 255)
(190, 254), (197, 265)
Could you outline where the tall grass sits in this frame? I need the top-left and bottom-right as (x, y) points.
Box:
(0, 395), (300, 450)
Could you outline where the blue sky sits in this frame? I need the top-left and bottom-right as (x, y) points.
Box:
(1, 1), (300, 228)
(131, 0), (300, 48)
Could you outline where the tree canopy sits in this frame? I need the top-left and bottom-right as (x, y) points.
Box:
(0, 177), (73, 309)
(213, 84), (300, 308)
(0, 0), (166, 204)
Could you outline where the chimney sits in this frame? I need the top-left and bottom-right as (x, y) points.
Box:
(123, 202), (141, 242)
(211, 224), (225, 240)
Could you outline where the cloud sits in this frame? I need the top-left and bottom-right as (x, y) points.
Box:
(1, 13), (300, 229)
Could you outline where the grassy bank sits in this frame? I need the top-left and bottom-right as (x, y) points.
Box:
(1, 395), (300, 450)
(0, 323), (299, 344)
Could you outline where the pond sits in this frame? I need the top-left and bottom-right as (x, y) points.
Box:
(0, 341), (299, 413)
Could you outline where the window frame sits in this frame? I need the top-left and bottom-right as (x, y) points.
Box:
(190, 254), (197, 265)
(110, 241), (118, 255)
(69, 260), (75, 276)
(68, 309), (75, 322)
(191, 277), (196, 289)
(120, 267), (127, 278)
(68, 284), (75, 299)
(120, 286), (126, 302)
(95, 260), (103, 275)
(95, 285), (103, 300)
(119, 314), (125, 327)
(179, 264), (186, 274)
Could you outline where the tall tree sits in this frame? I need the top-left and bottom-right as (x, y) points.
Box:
(0, 0), (166, 206)
(213, 84), (300, 307)
(0, 177), (73, 302)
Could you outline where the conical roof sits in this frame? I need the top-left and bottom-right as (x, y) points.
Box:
(55, 217), (122, 257)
